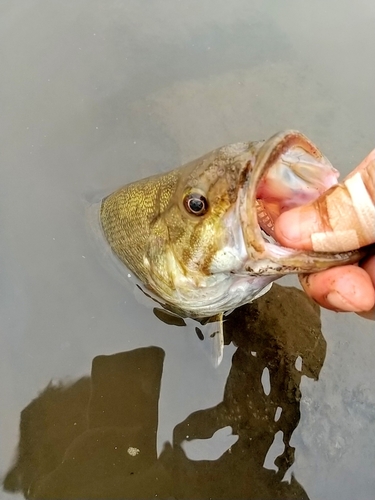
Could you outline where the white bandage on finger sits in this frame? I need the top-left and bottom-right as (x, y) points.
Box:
(311, 172), (375, 252)
(311, 229), (359, 252)
(344, 172), (375, 245)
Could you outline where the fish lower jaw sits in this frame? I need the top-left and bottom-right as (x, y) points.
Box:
(243, 240), (363, 276)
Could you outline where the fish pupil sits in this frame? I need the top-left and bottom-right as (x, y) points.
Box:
(185, 193), (208, 215)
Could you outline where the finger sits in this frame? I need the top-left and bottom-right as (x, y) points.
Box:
(275, 150), (375, 252)
(274, 202), (327, 250)
(299, 265), (375, 312)
(345, 148), (375, 180)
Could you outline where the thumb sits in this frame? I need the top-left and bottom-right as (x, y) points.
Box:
(274, 150), (375, 253)
(274, 200), (327, 251)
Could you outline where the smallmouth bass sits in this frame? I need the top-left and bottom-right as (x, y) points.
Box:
(99, 130), (366, 318)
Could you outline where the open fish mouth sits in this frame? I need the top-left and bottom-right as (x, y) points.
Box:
(239, 130), (362, 275)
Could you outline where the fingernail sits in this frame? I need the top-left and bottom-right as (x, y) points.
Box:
(326, 291), (356, 312)
(275, 207), (318, 249)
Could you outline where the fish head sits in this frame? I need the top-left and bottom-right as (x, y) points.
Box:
(100, 130), (361, 318)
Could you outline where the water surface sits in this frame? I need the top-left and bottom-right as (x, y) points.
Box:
(1, 1), (375, 499)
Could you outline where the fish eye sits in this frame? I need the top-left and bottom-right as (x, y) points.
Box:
(183, 193), (208, 216)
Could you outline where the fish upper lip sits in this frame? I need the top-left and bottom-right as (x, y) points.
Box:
(237, 130), (362, 274)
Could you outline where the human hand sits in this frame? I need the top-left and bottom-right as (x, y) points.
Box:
(274, 150), (375, 316)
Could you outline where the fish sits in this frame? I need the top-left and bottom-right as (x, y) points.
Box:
(99, 130), (364, 319)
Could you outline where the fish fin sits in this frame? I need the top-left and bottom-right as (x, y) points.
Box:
(197, 313), (225, 367)
(153, 308), (187, 327)
(213, 313), (225, 367)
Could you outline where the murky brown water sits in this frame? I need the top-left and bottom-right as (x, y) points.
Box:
(1, 1), (374, 499)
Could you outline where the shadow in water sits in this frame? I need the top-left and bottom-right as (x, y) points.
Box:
(3, 285), (325, 499)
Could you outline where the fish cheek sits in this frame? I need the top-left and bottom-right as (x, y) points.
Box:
(146, 209), (196, 292)
(185, 193), (234, 275)
(185, 218), (226, 275)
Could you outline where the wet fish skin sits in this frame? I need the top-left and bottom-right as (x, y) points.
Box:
(100, 131), (363, 318)
(100, 142), (259, 317)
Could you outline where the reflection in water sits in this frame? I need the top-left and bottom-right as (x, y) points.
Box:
(3, 285), (325, 499)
